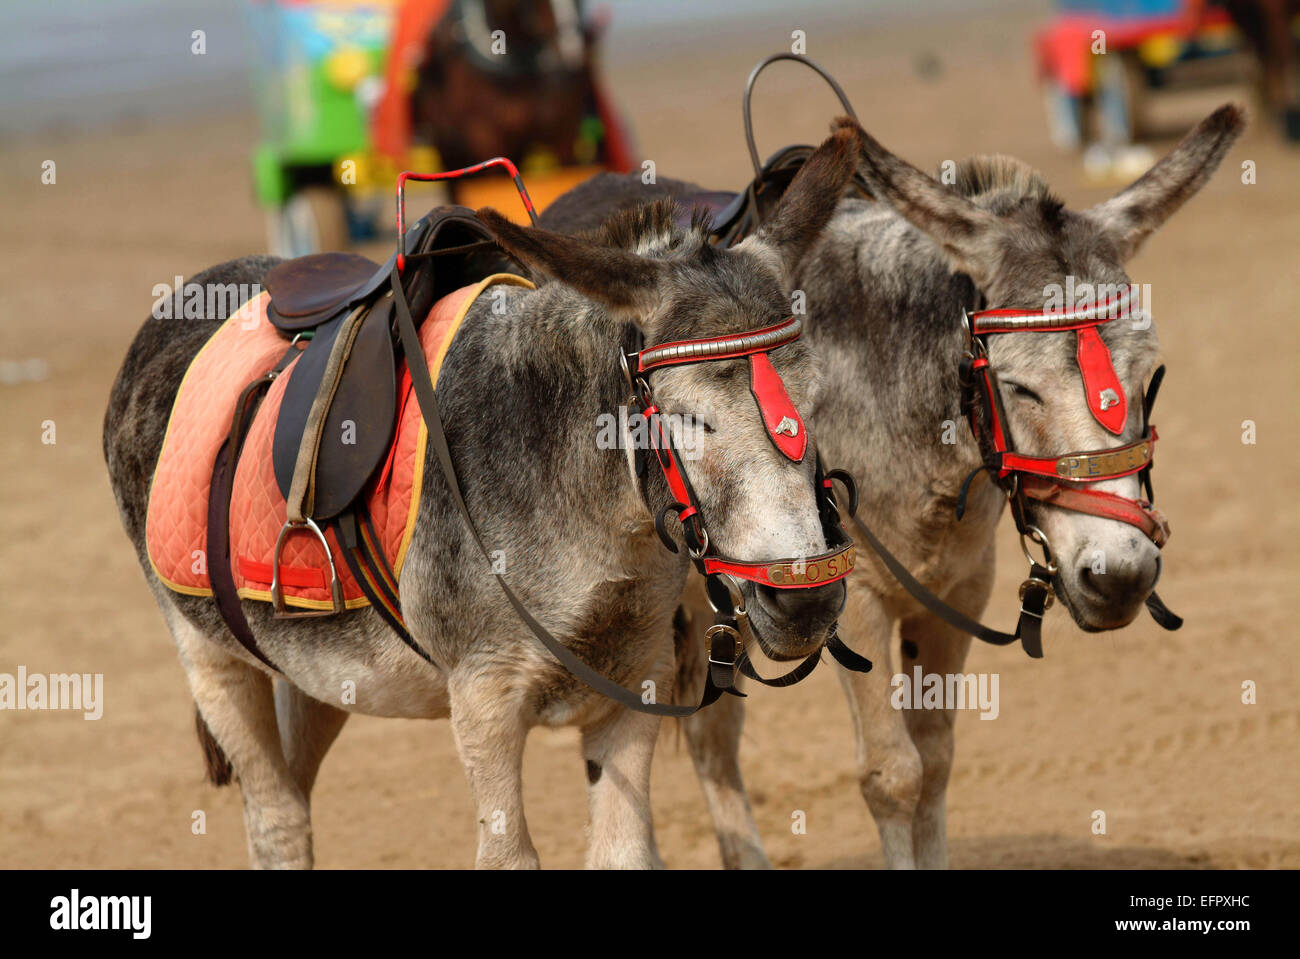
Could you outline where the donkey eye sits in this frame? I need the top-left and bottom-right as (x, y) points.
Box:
(679, 414), (715, 436)
(1004, 382), (1043, 404)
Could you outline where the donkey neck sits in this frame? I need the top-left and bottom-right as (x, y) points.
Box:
(804, 198), (1001, 527)
(435, 282), (658, 554)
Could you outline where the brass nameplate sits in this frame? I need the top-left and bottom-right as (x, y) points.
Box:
(767, 546), (856, 586)
(1055, 442), (1150, 480)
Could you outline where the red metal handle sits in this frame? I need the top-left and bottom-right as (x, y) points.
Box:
(395, 156), (539, 271)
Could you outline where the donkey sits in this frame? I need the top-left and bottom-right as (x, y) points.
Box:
(102, 123), (863, 869)
(542, 104), (1244, 867)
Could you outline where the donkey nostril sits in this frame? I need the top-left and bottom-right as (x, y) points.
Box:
(756, 580), (846, 627)
(1078, 562), (1155, 604)
(1080, 566), (1101, 595)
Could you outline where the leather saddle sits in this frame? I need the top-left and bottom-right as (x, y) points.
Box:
(257, 206), (514, 614)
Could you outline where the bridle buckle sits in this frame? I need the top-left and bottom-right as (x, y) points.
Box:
(1018, 575), (1055, 614)
(705, 623), (744, 665)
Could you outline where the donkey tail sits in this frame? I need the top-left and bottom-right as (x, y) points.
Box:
(194, 707), (233, 787)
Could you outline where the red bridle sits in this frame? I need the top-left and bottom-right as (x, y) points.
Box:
(622, 314), (868, 694)
(961, 288), (1171, 555)
(626, 315), (856, 590)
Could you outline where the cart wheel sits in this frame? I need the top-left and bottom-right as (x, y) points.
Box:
(267, 185), (350, 258)
(1042, 80), (1084, 150)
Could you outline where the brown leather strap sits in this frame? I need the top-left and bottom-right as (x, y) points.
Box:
(1020, 477), (1170, 547)
(208, 345), (300, 671)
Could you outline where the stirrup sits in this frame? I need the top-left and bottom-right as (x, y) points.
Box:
(271, 517), (346, 618)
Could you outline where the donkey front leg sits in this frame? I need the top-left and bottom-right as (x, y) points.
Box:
(673, 609), (770, 869)
(835, 590), (922, 869)
(448, 670), (539, 869)
(171, 614), (314, 869)
(897, 571), (987, 869)
(581, 680), (668, 869)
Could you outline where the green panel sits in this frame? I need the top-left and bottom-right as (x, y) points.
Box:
(270, 52), (386, 168)
(252, 144), (290, 208)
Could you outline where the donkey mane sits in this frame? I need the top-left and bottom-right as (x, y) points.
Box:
(947, 154), (1066, 226)
(583, 198), (714, 259)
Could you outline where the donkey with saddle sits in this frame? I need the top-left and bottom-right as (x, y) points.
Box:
(104, 124), (869, 868)
(544, 55), (1245, 868)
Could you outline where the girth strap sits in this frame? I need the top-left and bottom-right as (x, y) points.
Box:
(208, 344), (301, 672)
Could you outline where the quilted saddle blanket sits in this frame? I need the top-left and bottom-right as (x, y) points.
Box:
(146, 273), (532, 611)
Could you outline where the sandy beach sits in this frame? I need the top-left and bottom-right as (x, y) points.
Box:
(1, 4), (1297, 868)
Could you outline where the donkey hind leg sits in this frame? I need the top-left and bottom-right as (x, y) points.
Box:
(673, 607), (771, 869)
(170, 612), (314, 869)
(581, 649), (675, 870)
(448, 671), (539, 869)
(274, 680), (350, 798)
(898, 571), (987, 870)
(835, 589), (922, 869)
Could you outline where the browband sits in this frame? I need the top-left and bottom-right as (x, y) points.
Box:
(638, 316), (802, 372)
(970, 287), (1137, 334)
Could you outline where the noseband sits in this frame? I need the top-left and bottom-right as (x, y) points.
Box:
(623, 316), (871, 701)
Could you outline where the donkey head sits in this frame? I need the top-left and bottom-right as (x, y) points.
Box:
(853, 105), (1243, 630)
(478, 119), (864, 657)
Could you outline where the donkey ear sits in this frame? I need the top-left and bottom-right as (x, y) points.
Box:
(747, 117), (863, 279)
(1085, 104), (1245, 261)
(476, 208), (665, 314)
(851, 126), (1006, 288)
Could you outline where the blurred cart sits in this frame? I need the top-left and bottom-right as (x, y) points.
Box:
(247, 0), (635, 255)
(247, 0), (403, 256)
(1035, 0), (1243, 149)
(370, 0), (636, 225)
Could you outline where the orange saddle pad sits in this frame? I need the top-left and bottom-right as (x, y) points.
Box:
(146, 273), (533, 611)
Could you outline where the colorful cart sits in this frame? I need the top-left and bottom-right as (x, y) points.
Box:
(1035, 0), (1242, 148)
(246, 0), (636, 257)
(247, 0), (402, 256)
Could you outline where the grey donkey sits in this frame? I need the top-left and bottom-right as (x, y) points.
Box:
(102, 122), (864, 868)
(542, 104), (1245, 867)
